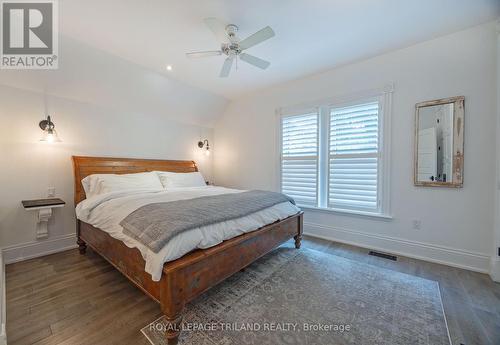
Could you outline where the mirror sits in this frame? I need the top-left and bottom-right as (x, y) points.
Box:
(414, 96), (464, 187)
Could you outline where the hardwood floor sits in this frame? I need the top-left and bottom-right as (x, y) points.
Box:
(6, 235), (500, 345)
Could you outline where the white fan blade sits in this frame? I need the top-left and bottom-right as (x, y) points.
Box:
(204, 17), (229, 43)
(186, 51), (222, 58)
(239, 26), (275, 50)
(220, 57), (234, 77)
(239, 53), (270, 70)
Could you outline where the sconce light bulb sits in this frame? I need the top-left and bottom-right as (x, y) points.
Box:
(205, 149), (210, 156)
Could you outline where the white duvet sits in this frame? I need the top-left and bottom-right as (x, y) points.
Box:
(75, 186), (300, 281)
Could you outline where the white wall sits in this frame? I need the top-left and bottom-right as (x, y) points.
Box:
(492, 20), (500, 282)
(0, 37), (226, 259)
(214, 22), (498, 273)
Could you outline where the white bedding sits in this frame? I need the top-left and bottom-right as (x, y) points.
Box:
(75, 186), (300, 281)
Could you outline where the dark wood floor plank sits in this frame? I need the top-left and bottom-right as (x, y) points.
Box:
(9, 325), (52, 345)
(441, 285), (493, 345)
(6, 236), (500, 345)
(472, 306), (500, 344)
(457, 269), (500, 315)
(42, 290), (144, 345)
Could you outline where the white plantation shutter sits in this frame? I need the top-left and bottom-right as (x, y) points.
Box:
(329, 102), (379, 211)
(281, 112), (318, 207)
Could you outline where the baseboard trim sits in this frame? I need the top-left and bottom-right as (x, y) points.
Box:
(2, 234), (77, 265)
(304, 222), (491, 274)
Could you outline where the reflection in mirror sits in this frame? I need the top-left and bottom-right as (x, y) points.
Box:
(417, 103), (454, 183)
(414, 96), (464, 187)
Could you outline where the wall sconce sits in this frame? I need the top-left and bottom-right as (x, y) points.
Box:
(198, 139), (210, 156)
(39, 115), (61, 143)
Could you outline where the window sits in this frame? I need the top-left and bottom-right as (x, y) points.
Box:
(279, 89), (391, 217)
(329, 102), (379, 212)
(281, 112), (319, 207)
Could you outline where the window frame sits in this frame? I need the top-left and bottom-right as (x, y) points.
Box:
(276, 85), (393, 218)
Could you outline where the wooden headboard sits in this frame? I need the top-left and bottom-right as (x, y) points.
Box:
(72, 156), (198, 204)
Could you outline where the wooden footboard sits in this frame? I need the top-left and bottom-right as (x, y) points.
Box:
(78, 212), (303, 344)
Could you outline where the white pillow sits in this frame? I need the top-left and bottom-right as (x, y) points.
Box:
(155, 171), (206, 189)
(81, 175), (97, 197)
(82, 172), (163, 198)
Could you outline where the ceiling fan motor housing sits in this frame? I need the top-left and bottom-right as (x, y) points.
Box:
(221, 43), (241, 56)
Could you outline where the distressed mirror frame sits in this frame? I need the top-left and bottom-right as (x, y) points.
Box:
(414, 96), (465, 188)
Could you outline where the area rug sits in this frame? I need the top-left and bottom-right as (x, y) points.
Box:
(142, 247), (451, 345)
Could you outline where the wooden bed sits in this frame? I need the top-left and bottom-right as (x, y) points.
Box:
(72, 156), (303, 344)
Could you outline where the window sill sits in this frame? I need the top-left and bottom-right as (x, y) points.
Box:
(299, 206), (393, 221)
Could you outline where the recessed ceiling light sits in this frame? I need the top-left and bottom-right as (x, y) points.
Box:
(166, 65), (173, 71)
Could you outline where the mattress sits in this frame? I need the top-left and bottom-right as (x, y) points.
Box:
(75, 186), (300, 281)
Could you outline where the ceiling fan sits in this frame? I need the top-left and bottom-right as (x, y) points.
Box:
(186, 18), (275, 77)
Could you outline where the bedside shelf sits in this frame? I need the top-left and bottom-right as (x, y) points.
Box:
(22, 198), (65, 239)
(22, 198), (65, 210)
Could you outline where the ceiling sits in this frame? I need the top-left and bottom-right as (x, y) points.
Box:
(61, 0), (500, 99)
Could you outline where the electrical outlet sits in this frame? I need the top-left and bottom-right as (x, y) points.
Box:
(47, 187), (56, 198)
(412, 220), (421, 230)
